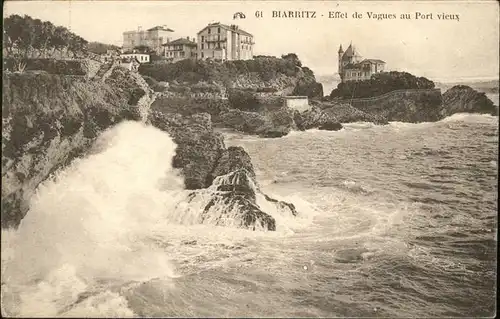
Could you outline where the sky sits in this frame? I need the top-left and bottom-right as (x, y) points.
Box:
(3, 0), (499, 81)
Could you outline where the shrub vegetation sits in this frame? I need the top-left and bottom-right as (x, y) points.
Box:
(330, 71), (435, 99)
(138, 55), (304, 86)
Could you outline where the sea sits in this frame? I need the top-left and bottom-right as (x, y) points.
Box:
(1, 112), (498, 317)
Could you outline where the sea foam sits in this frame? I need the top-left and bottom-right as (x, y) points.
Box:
(1, 121), (183, 317)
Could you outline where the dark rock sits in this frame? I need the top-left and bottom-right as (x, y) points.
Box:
(181, 147), (298, 231)
(151, 97), (231, 124)
(199, 169), (276, 231)
(263, 194), (298, 217)
(294, 106), (343, 130)
(441, 85), (498, 116)
(211, 146), (256, 181)
(319, 103), (389, 125)
(219, 108), (295, 138)
(339, 90), (443, 123)
(148, 111), (226, 189)
(318, 122), (343, 131)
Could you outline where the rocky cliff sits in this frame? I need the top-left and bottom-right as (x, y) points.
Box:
(1, 70), (147, 228)
(441, 85), (498, 116)
(345, 89), (444, 123)
(2, 67), (298, 230)
(139, 55), (324, 100)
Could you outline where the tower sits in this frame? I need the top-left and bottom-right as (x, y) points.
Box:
(338, 44), (344, 76)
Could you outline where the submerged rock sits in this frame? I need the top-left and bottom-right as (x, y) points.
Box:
(441, 85), (498, 116)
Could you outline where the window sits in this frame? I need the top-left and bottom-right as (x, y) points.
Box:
(201, 52), (204, 58)
(218, 27), (221, 33)
(201, 36), (204, 42)
(208, 28), (211, 34)
(218, 35), (220, 41)
(201, 43), (204, 49)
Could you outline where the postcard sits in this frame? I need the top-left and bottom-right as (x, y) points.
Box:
(2, 0), (498, 317)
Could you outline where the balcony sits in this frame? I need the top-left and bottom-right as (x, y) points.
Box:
(205, 38), (227, 43)
(241, 39), (255, 45)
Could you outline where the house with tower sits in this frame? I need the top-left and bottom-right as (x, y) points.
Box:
(338, 43), (386, 82)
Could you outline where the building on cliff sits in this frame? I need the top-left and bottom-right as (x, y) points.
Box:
(120, 52), (150, 63)
(163, 37), (198, 62)
(119, 57), (141, 71)
(338, 43), (386, 83)
(197, 22), (254, 61)
(122, 25), (176, 55)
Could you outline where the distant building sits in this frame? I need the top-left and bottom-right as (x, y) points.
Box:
(163, 37), (197, 62)
(338, 43), (386, 82)
(120, 53), (150, 63)
(122, 25), (175, 55)
(197, 22), (254, 61)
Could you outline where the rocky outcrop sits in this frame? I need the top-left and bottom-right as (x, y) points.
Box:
(148, 111), (226, 189)
(211, 146), (255, 180)
(183, 146), (298, 231)
(1, 71), (147, 228)
(345, 89), (443, 123)
(294, 106), (343, 131)
(2, 70), (299, 231)
(441, 85), (498, 116)
(316, 102), (389, 125)
(151, 96), (231, 124)
(219, 107), (296, 138)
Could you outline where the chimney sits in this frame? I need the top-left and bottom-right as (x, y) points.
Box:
(187, 36), (189, 41)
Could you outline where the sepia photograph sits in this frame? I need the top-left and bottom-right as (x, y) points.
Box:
(1, 0), (498, 317)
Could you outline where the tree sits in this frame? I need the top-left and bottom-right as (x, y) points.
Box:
(281, 53), (302, 67)
(3, 14), (90, 63)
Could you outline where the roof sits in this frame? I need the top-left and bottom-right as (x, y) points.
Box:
(341, 43), (363, 61)
(121, 52), (149, 56)
(343, 44), (355, 58)
(162, 38), (197, 46)
(360, 58), (386, 64)
(197, 22), (253, 37)
(343, 63), (362, 70)
(147, 25), (175, 32)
